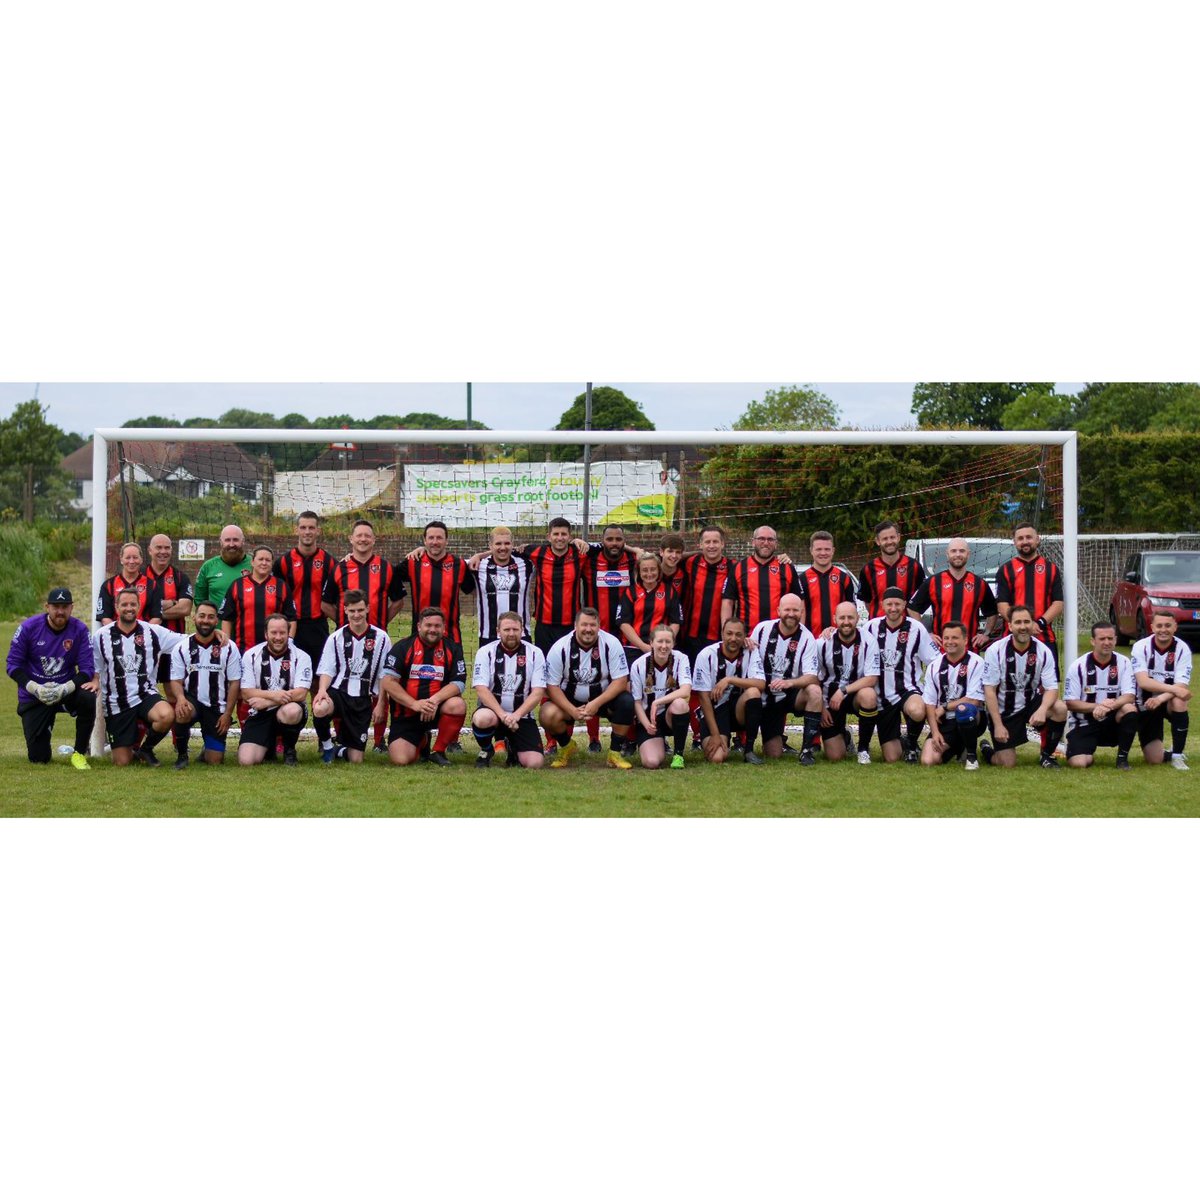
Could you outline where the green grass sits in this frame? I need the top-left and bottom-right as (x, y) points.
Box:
(0, 619), (1194, 817)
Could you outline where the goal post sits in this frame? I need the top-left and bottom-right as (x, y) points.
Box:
(91, 424), (1081, 661)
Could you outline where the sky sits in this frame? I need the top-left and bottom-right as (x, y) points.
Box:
(0, 380), (1090, 438)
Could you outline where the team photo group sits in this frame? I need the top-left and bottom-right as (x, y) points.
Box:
(7, 511), (1192, 775)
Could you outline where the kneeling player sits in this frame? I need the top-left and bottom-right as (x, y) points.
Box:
(541, 607), (635, 769)
(1132, 611), (1192, 770)
(379, 607), (467, 767)
(168, 601), (242, 767)
(866, 588), (937, 763)
(238, 614), (313, 766)
(693, 618), (767, 764)
(1064, 622), (1138, 770)
(628, 626), (692, 769)
(312, 589), (392, 764)
(750, 594), (822, 763)
(471, 611), (547, 769)
(816, 601), (880, 764)
(921, 621), (986, 769)
(980, 605), (1068, 768)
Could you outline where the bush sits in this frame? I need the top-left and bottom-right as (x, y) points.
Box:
(0, 527), (48, 618)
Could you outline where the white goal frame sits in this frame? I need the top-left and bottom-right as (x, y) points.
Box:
(92, 426), (1080, 661)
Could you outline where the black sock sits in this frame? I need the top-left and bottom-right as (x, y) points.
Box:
(313, 714), (332, 745)
(671, 711), (689, 756)
(472, 721), (495, 754)
(742, 698), (762, 750)
(905, 715), (924, 746)
(961, 725), (980, 758)
(1043, 718), (1065, 758)
(280, 722), (302, 751)
(857, 706), (878, 754)
(143, 725), (168, 750)
(610, 732), (626, 753)
(173, 723), (191, 757)
(1117, 711), (1138, 758)
(1170, 711), (1189, 756)
(802, 712), (821, 751)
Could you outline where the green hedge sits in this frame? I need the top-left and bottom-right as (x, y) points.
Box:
(1077, 432), (1200, 530)
(0, 527), (49, 618)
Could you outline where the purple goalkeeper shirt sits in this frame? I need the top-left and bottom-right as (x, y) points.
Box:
(6, 614), (96, 705)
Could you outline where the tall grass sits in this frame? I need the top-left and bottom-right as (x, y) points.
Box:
(0, 527), (49, 618)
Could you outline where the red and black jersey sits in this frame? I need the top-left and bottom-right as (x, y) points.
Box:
(401, 552), (475, 642)
(796, 565), (856, 636)
(909, 570), (998, 641)
(323, 554), (405, 630)
(995, 555), (1063, 644)
(145, 565), (193, 633)
(381, 635), (466, 713)
(581, 546), (640, 634)
(274, 547), (335, 623)
(219, 574), (297, 652)
(723, 557), (801, 629)
(96, 572), (153, 622)
(857, 554), (926, 619)
(613, 584), (683, 647)
(660, 568), (687, 611)
(527, 544), (586, 627)
(680, 553), (733, 643)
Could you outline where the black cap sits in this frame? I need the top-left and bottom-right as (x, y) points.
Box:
(881, 586), (907, 601)
(47, 587), (73, 604)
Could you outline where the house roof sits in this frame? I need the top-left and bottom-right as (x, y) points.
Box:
(60, 439), (261, 483)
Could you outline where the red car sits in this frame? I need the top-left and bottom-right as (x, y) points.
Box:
(1109, 550), (1200, 644)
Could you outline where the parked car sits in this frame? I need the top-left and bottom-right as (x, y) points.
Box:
(902, 537), (1011, 645)
(1109, 550), (1200, 644)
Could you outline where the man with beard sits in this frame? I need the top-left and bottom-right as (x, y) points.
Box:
(909, 537), (1000, 650)
(1131, 611), (1192, 770)
(920, 621), (986, 770)
(795, 530), (856, 638)
(167, 600), (242, 768)
(379, 606), (467, 768)
(193, 525), (254, 612)
(857, 520), (926, 619)
(749, 593), (822, 763)
(1063, 622), (1139, 770)
(678, 524), (735, 747)
(312, 589), (392, 765)
(980, 604), (1067, 769)
(238, 614), (313, 767)
(816, 601), (881, 765)
(471, 611), (547, 769)
(8, 586), (98, 769)
(721, 525), (801, 632)
(542, 606), (634, 770)
(97, 541), (153, 624)
(693, 617), (767, 765)
(995, 524), (1063, 651)
(399, 520), (476, 644)
(866, 587), (937, 763)
(93, 587), (185, 767)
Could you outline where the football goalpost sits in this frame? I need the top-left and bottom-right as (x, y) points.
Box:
(91, 424), (1081, 660)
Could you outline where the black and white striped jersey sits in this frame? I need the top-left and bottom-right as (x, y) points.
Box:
(545, 629), (628, 705)
(240, 640), (314, 714)
(1064, 652), (1136, 732)
(92, 621), (185, 716)
(922, 651), (986, 709)
(316, 624), (392, 698)
(692, 643), (766, 709)
(981, 635), (1058, 718)
(169, 635), (242, 712)
(866, 616), (937, 706)
(1130, 635), (1193, 708)
(474, 554), (533, 641)
(816, 629), (881, 701)
(627, 649), (692, 706)
(750, 619), (820, 706)
(472, 638), (547, 713)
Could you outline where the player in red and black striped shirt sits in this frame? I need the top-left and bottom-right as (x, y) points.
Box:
(721, 526), (801, 631)
(97, 542), (154, 625)
(857, 520), (926, 619)
(615, 554), (683, 653)
(909, 537), (1000, 650)
(581, 525), (640, 635)
(145, 534), (194, 634)
(219, 545), (297, 653)
(399, 521), (476, 644)
(525, 518), (588, 653)
(995, 524), (1064, 648)
(322, 520), (406, 630)
(796, 530), (856, 637)
(657, 532), (687, 611)
(274, 511), (336, 670)
(679, 525), (735, 743)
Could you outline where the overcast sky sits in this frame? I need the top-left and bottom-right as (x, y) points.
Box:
(0, 380), (1091, 438)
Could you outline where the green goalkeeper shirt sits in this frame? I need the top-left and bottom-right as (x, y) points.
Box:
(193, 553), (253, 610)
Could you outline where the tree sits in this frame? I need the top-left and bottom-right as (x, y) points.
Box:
(0, 399), (76, 520)
(550, 386), (655, 460)
(1074, 382), (1200, 434)
(911, 382), (1053, 430)
(732, 385), (840, 431)
(999, 387), (1075, 431)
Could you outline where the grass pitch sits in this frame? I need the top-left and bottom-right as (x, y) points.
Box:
(0, 620), (1194, 817)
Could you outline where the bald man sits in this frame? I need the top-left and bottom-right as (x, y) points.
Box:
(908, 537), (1000, 651)
(193, 525), (254, 612)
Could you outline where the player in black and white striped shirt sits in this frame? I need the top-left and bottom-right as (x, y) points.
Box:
(238, 614), (314, 767)
(1131, 611), (1192, 770)
(312, 589), (392, 764)
(1063, 622), (1138, 770)
(471, 527), (534, 644)
(693, 617), (767, 765)
(920, 621), (986, 769)
(93, 586), (186, 767)
(167, 600), (242, 768)
(866, 587), (937, 763)
(470, 611), (547, 768)
(628, 626), (692, 769)
(750, 594), (822, 763)
(980, 605), (1067, 769)
(815, 601), (880, 765)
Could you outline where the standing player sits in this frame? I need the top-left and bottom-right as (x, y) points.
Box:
(628, 626), (692, 769)
(979, 605), (1067, 769)
(238, 613), (313, 767)
(470, 611), (547, 769)
(693, 618), (767, 765)
(219, 545), (297, 653)
(867, 587), (937, 763)
(857, 521), (926, 619)
(322, 519), (406, 630)
(8, 586), (97, 769)
(274, 510), (335, 678)
(750, 593), (822, 763)
(995, 524), (1063, 649)
(920, 621), (986, 770)
(167, 600), (242, 769)
(615, 553), (683, 656)
(795, 530), (856, 638)
(721, 526), (801, 632)
(525, 518), (588, 655)
(379, 606), (467, 768)
(815, 601), (880, 765)
(97, 542), (153, 624)
(471, 526), (534, 645)
(193, 525), (253, 611)
(678, 525), (734, 747)
(657, 533), (687, 608)
(1131, 611), (1191, 770)
(92, 587), (185, 766)
(1063, 622), (1138, 770)
(542, 606), (635, 770)
(909, 537), (1000, 650)
(145, 534), (194, 633)
(312, 589), (392, 764)
(399, 521), (476, 644)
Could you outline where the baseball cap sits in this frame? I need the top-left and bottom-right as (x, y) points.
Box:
(881, 586), (907, 601)
(47, 587), (73, 604)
